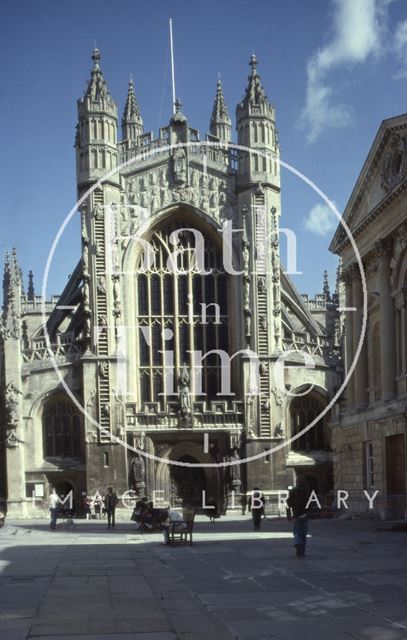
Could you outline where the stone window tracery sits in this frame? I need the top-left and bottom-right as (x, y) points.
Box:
(136, 219), (230, 407)
(43, 396), (84, 458)
(290, 392), (327, 451)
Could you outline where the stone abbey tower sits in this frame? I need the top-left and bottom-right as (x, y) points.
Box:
(0, 50), (341, 516)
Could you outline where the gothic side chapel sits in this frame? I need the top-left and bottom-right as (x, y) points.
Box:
(0, 50), (341, 516)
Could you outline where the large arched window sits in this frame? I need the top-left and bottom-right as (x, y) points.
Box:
(136, 217), (230, 407)
(290, 392), (327, 451)
(43, 396), (84, 458)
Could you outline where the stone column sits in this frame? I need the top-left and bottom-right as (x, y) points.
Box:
(394, 294), (405, 379)
(343, 270), (354, 408)
(376, 241), (397, 400)
(352, 267), (368, 408)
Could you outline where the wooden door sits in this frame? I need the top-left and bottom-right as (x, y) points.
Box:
(386, 434), (406, 494)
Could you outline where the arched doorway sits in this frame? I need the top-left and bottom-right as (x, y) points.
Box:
(170, 455), (206, 508)
(289, 390), (329, 452)
(154, 441), (222, 511)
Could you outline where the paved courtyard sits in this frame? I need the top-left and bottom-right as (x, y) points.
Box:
(1, 515), (407, 640)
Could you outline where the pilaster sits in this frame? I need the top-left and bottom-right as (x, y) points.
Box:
(376, 240), (397, 400)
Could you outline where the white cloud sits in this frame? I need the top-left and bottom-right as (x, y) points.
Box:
(304, 203), (337, 236)
(394, 20), (407, 78)
(300, 0), (390, 143)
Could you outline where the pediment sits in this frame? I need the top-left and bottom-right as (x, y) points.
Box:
(330, 113), (407, 253)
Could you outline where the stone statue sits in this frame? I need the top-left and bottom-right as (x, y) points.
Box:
(98, 362), (108, 378)
(178, 366), (192, 428)
(97, 275), (106, 295)
(83, 280), (90, 313)
(130, 454), (146, 492)
(179, 379), (191, 414)
(173, 147), (187, 184)
(94, 203), (104, 220)
(112, 275), (121, 317)
(81, 217), (89, 244)
(228, 449), (241, 490)
(82, 244), (89, 278)
(242, 239), (250, 273)
(243, 276), (250, 312)
(5, 383), (22, 427)
(274, 422), (284, 439)
(244, 311), (251, 338)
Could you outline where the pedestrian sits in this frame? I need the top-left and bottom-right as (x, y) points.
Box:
(204, 497), (219, 524)
(93, 497), (102, 519)
(83, 496), (92, 520)
(49, 488), (61, 530)
(101, 495), (107, 517)
(104, 487), (118, 530)
(286, 478), (311, 557)
(251, 487), (264, 531)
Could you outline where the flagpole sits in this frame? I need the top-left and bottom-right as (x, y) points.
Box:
(169, 18), (176, 113)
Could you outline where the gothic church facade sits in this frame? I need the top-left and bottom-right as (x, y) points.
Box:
(0, 51), (341, 516)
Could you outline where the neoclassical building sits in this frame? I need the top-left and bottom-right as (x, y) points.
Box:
(330, 113), (407, 510)
(0, 50), (341, 517)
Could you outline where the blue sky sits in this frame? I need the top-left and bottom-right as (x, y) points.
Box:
(1, 0), (407, 297)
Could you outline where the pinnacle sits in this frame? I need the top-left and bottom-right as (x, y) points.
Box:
(323, 270), (331, 301)
(28, 270), (35, 301)
(210, 77), (231, 129)
(171, 97), (186, 123)
(91, 47), (101, 65)
(122, 76), (142, 125)
(83, 47), (112, 103)
(243, 53), (268, 106)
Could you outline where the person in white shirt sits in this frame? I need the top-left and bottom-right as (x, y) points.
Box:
(162, 509), (187, 545)
(49, 488), (61, 530)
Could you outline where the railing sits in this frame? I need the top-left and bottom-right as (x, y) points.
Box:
(126, 399), (244, 429)
(22, 334), (84, 364)
(21, 295), (60, 313)
(282, 334), (326, 357)
(119, 136), (238, 174)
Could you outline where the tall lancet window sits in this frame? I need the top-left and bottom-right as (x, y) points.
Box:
(290, 392), (327, 452)
(136, 218), (229, 408)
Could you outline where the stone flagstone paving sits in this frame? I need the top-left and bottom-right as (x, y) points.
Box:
(1, 515), (407, 639)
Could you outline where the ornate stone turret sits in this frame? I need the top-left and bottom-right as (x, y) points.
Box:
(75, 50), (123, 455)
(210, 78), (231, 143)
(236, 54), (279, 189)
(75, 48), (119, 190)
(235, 55), (283, 448)
(121, 76), (143, 143)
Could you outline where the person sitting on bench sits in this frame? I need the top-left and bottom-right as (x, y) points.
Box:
(161, 508), (187, 545)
